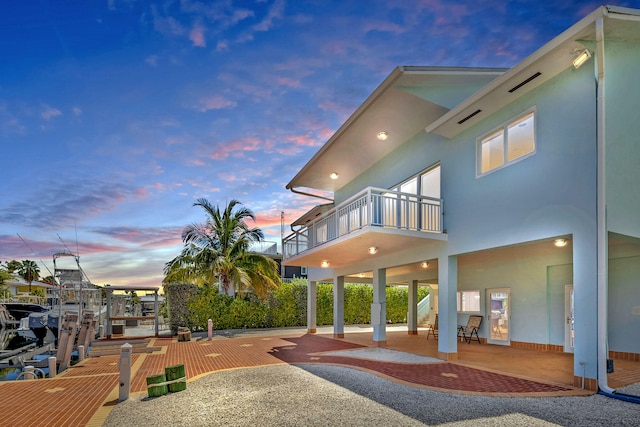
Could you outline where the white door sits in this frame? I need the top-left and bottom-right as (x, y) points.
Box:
(564, 285), (575, 353)
(487, 288), (510, 345)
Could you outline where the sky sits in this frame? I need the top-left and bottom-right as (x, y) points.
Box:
(1, 0), (638, 288)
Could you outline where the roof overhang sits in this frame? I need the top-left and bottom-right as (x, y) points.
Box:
(286, 66), (505, 194)
(426, 5), (640, 138)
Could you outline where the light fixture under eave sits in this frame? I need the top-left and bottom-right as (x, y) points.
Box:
(329, 172), (339, 180)
(421, 261), (429, 269)
(321, 261), (329, 268)
(554, 238), (568, 247)
(368, 246), (378, 254)
(358, 273), (365, 278)
(572, 49), (591, 69)
(377, 131), (388, 141)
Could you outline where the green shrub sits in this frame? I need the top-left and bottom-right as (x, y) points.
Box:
(176, 280), (431, 331)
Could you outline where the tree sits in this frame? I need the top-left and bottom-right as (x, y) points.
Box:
(17, 259), (40, 293)
(164, 198), (280, 298)
(4, 260), (21, 273)
(0, 267), (14, 299)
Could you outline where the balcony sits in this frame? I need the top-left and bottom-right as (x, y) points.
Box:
(283, 187), (445, 268)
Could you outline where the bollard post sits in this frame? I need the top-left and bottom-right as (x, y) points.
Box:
(48, 357), (57, 378)
(99, 324), (104, 338)
(208, 319), (213, 340)
(119, 343), (133, 401)
(78, 345), (85, 361)
(24, 366), (35, 380)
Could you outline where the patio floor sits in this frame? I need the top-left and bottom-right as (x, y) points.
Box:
(0, 326), (637, 427)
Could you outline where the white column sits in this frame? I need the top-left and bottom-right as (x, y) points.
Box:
(333, 276), (344, 338)
(437, 255), (458, 360)
(372, 268), (387, 345)
(307, 280), (317, 333)
(407, 279), (418, 335)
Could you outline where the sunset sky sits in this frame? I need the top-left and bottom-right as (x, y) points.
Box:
(1, 0), (635, 288)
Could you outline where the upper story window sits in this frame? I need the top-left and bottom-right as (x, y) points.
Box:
(477, 109), (536, 176)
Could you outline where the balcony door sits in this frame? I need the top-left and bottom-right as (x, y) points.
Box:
(388, 164), (440, 231)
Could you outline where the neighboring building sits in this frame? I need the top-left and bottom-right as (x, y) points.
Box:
(249, 241), (308, 282)
(3, 274), (54, 302)
(282, 5), (640, 392)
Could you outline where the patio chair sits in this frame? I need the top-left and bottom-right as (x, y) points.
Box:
(426, 314), (438, 340)
(458, 315), (482, 344)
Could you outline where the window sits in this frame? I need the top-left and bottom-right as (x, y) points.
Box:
(301, 267), (308, 275)
(478, 110), (535, 175)
(457, 290), (481, 313)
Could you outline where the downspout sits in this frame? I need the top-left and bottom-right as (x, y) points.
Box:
(595, 14), (615, 395)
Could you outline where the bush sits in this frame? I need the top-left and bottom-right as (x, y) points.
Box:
(175, 280), (431, 331)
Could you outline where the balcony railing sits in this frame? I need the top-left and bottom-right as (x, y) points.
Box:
(283, 187), (443, 259)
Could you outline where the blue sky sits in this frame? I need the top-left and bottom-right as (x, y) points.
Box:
(1, 0), (636, 287)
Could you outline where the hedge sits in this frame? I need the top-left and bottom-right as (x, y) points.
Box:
(169, 279), (431, 331)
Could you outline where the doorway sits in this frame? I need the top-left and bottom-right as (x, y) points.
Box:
(564, 285), (574, 353)
(487, 288), (510, 345)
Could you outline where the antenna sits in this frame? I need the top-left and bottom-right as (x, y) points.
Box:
(16, 233), (54, 277)
(57, 234), (74, 255)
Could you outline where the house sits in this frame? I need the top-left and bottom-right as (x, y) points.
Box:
(282, 5), (640, 392)
(249, 241), (308, 282)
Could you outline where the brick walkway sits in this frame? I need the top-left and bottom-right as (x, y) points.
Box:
(0, 330), (631, 427)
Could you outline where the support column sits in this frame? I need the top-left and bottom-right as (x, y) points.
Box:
(372, 268), (387, 346)
(307, 280), (317, 333)
(106, 287), (113, 339)
(407, 279), (418, 335)
(333, 276), (344, 338)
(573, 230), (600, 390)
(437, 255), (458, 361)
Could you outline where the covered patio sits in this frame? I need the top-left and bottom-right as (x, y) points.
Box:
(320, 325), (640, 393)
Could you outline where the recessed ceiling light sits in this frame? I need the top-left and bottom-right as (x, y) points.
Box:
(553, 238), (568, 247)
(358, 273), (365, 278)
(368, 246), (378, 254)
(321, 261), (329, 267)
(421, 261), (429, 269)
(377, 131), (388, 141)
(329, 172), (339, 180)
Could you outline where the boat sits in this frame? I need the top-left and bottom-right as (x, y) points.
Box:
(3, 302), (50, 322)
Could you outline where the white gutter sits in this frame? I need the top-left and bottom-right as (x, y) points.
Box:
(595, 14), (614, 395)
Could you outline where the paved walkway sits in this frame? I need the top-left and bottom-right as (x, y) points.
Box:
(0, 327), (605, 427)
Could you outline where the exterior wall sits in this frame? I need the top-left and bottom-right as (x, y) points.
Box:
(457, 244), (573, 346)
(605, 40), (640, 238)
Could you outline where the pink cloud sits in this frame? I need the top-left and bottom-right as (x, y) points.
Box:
(208, 136), (261, 160)
(195, 95), (237, 112)
(276, 76), (300, 88)
(190, 22), (206, 47)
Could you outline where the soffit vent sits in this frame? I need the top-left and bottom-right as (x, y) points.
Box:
(508, 72), (542, 93)
(457, 109), (482, 125)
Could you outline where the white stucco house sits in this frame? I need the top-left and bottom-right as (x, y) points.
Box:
(282, 5), (640, 392)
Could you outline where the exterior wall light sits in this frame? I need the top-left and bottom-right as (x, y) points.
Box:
(554, 238), (568, 247)
(368, 246), (378, 254)
(572, 49), (591, 69)
(377, 131), (388, 141)
(321, 261), (329, 267)
(329, 172), (339, 180)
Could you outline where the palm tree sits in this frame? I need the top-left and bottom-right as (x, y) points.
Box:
(17, 260), (40, 293)
(164, 198), (280, 298)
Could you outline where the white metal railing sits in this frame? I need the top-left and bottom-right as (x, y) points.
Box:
(283, 187), (443, 259)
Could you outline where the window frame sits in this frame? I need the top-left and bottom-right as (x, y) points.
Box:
(457, 290), (481, 314)
(476, 107), (536, 177)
